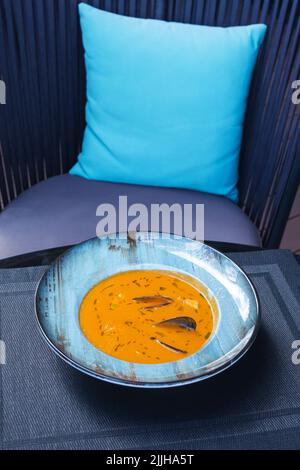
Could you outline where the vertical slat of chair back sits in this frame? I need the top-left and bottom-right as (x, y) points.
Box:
(0, 0), (299, 247)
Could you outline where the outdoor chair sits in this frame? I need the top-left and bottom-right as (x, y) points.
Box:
(0, 0), (299, 259)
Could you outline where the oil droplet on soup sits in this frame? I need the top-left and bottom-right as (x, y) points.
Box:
(79, 270), (214, 364)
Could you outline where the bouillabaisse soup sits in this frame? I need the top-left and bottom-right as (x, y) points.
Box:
(79, 270), (215, 364)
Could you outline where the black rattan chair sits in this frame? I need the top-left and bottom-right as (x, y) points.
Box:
(0, 0), (299, 258)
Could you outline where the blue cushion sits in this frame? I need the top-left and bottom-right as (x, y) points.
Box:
(70, 3), (266, 202)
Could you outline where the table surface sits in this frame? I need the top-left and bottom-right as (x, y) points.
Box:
(1, 248), (300, 449)
(1, 240), (300, 450)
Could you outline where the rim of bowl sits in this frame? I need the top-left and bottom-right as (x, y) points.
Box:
(34, 232), (260, 388)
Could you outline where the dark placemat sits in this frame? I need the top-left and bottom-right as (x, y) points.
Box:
(0, 249), (300, 450)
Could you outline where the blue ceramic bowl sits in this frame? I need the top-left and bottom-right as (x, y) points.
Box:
(35, 233), (259, 388)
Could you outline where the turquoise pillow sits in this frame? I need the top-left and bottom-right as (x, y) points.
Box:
(70, 3), (267, 202)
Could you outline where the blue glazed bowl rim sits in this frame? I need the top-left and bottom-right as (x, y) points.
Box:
(34, 232), (260, 388)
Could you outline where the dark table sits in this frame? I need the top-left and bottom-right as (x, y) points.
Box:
(1, 242), (300, 450)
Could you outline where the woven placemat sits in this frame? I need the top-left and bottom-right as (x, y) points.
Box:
(0, 249), (300, 450)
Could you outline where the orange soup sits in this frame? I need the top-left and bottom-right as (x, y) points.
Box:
(79, 270), (214, 364)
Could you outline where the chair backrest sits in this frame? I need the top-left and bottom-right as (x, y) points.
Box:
(0, 0), (299, 247)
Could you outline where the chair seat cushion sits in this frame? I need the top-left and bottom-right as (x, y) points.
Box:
(0, 175), (261, 260)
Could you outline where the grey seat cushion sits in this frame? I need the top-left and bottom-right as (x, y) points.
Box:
(0, 175), (261, 260)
